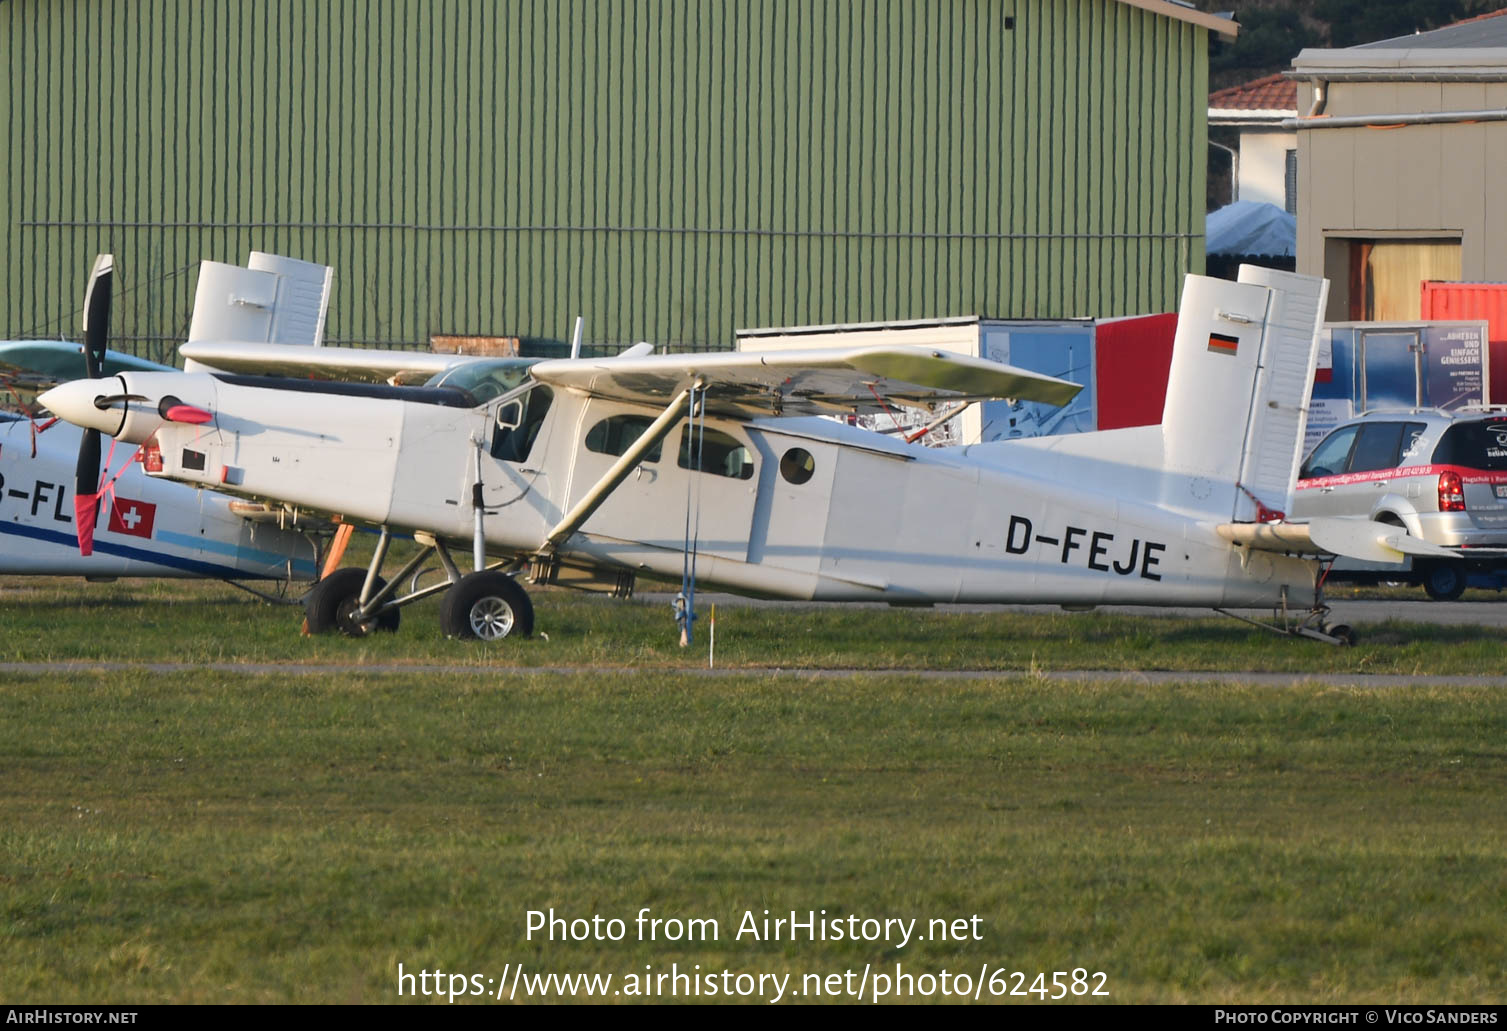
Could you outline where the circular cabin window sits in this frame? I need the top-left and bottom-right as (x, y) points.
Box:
(780, 447), (816, 485)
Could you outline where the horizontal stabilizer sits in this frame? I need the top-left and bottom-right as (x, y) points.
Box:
(1216, 517), (1458, 564)
(1309, 517), (1456, 563)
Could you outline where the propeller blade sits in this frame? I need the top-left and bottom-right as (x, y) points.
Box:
(74, 427), (102, 556)
(81, 254), (114, 380)
(73, 254), (114, 555)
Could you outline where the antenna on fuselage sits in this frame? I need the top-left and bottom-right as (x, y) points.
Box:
(569, 315), (584, 360)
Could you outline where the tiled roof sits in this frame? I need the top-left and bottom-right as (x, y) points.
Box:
(1209, 73), (1297, 112)
(1359, 7), (1507, 49)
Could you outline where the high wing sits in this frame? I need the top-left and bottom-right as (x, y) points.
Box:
(180, 340), (467, 385)
(182, 339), (1083, 416)
(529, 346), (1083, 417)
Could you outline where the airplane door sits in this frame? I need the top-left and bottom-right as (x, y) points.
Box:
(672, 423), (758, 562)
(746, 433), (835, 574)
(479, 385), (559, 522)
(566, 408), (757, 561)
(566, 405), (672, 548)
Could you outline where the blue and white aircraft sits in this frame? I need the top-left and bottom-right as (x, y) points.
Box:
(0, 258), (319, 582)
(0, 411), (317, 580)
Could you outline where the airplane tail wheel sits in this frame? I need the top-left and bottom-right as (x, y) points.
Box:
(1421, 561), (1466, 602)
(1326, 623), (1357, 647)
(440, 571), (534, 641)
(305, 567), (401, 637)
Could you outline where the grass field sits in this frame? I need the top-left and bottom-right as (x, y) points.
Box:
(1, 576), (1506, 1004)
(1, 573), (1506, 676)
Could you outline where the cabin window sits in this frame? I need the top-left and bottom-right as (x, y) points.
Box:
(679, 427), (754, 480)
(584, 414), (664, 463)
(779, 447), (815, 485)
(491, 386), (553, 463)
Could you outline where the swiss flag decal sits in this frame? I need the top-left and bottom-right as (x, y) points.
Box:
(108, 497), (157, 539)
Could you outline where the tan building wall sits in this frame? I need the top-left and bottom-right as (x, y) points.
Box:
(1293, 54), (1507, 322)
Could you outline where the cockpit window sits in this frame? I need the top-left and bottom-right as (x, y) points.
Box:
(427, 358), (541, 405)
(679, 427), (754, 480)
(491, 385), (554, 463)
(585, 415), (664, 463)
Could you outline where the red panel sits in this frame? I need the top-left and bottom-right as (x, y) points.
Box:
(1420, 281), (1507, 404)
(1093, 313), (1178, 429)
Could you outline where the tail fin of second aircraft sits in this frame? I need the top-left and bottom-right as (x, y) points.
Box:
(185, 252), (334, 354)
(1159, 265), (1328, 522)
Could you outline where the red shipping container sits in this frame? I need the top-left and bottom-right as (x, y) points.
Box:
(1420, 281), (1507, 404)
(1094, 312), (1178, 429)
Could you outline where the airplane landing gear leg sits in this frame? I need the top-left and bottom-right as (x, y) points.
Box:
(1213, 604), (1358, 647)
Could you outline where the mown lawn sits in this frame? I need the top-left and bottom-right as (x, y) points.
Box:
(2, 669), (1505, 1003)
(0, 573), (1504, 676)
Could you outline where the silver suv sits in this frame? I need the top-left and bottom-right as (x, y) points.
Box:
(1294, 409), (1507, 598)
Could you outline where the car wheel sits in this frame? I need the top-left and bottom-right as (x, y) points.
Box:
(1421, 562), (1466, 602)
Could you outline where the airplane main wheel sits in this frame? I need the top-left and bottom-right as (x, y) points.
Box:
(440, 571), (534, 641)
(305, 567), (401, 637)
(1421, 561), (1467, 602)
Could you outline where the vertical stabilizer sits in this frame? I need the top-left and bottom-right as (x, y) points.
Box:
(1160, 268), (1327, 520)
(186, 252), (333, 350)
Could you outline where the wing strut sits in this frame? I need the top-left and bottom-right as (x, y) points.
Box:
(473, 440), (488, 571)
(536, 384), (696, 554)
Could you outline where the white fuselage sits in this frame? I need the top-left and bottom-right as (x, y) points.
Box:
(131, 373), (1316, 607)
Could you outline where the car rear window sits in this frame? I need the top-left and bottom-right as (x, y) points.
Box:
(1430, 419), (1507, 471)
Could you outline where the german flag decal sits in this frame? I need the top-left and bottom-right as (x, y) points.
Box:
(1208, 332), (1240, 356)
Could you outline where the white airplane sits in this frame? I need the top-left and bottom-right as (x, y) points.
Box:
(41, 256), (1460, 644)
(0, 257), (320, 583)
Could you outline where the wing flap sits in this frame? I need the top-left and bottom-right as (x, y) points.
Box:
(530, 346), (1081, 416)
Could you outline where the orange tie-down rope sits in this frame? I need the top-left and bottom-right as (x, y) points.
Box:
(302, 522), (356, 636)
(322, 523), (355, 579)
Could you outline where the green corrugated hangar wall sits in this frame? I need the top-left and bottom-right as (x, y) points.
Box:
(1, 0), (1208, 359)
